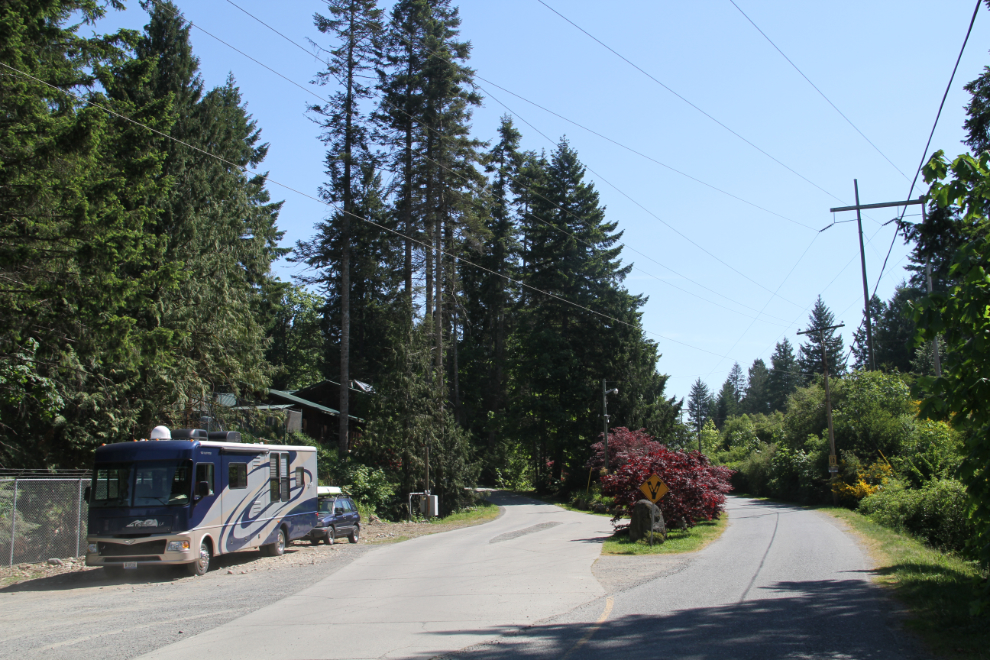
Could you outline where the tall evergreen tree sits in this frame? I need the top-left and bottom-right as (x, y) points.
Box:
(767, 337), (799, 412)
(797, 296), (845, 380)
(851, 285), (922, 373)
(0, 0), (173, 465)
(262, 282), (325, 391)
(304, 0), (383, 454)
(515, 138), (644, 484)
(460, 116), (523, 476)
(376, 0), (427, 303)
(742, 358), (770, 415)
(727, 362), (745, 405)
(687, 378), (712, 441)
(126, 4), (285, 428)
(712, 378), (736, 429)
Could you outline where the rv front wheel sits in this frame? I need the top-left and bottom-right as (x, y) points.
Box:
(186, 540), (211, 576)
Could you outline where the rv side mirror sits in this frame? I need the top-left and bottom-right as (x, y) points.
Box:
(196, 481), (210, 498)
(83, 486), (91, 502)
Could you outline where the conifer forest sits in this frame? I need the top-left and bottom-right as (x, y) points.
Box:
(3, 2), (990, 601)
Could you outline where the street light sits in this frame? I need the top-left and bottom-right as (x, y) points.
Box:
(602, 380), (618, 475)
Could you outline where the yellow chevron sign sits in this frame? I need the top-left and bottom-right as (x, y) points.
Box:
(640, 474), (669, 503)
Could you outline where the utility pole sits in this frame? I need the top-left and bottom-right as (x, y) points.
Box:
(925, 262), (943, 377)
(829, 192), (925, 370)
(601, 380), (618, 474)
(798, 322), (844, 505)
(853, 180), (876, 370)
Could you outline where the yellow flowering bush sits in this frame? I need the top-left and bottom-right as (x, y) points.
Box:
(833, 459), (892, 505)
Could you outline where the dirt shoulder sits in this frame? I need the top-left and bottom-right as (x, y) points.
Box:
(0, 504), (501, 590)
(0, 506), (503, 660)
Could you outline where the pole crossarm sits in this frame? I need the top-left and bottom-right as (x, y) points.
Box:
(829, 197), (924, 213)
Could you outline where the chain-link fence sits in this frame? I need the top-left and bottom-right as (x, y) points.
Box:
(0, 478), (89, 566)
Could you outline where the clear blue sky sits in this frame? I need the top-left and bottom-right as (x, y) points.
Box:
(92, 1), (989, 405)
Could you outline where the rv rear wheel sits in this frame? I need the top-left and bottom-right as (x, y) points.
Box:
(264, 528), (286, 557)
(186, 540), (211, 576)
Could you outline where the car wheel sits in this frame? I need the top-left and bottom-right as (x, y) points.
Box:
(186, 540), (211, 576)
(349, 524), (360, 544)
(327, 527), (336, 545)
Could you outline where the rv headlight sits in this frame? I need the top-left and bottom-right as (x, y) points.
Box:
(87, 543), (99, 554)
(166, 540), (190, 552)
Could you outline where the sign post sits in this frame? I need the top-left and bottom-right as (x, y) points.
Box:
(639, 474), (669, 547)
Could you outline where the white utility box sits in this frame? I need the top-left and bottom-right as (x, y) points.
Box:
(426, 495), (439, 517)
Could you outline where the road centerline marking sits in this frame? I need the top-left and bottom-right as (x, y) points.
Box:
(560, 596), (613, 659)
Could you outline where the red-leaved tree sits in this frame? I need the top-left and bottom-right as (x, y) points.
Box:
(600, 443), (734, 528)
(587, 427), (663, 473)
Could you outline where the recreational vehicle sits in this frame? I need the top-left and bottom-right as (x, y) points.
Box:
(84, 429), (318, 576)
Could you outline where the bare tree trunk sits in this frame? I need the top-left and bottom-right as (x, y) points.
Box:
(402, 34), (414, 305)
(339, 4), (356, 455)
(434, 212), (442, 376)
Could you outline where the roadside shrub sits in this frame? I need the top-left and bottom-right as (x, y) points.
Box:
(768, 444), (824, 504)
(343, 464), (396, 517)
(859, 478), (973, 553)
(894, 419), (963, 488)
(600, 445), (733, 528)
(733, 443), (775, 496)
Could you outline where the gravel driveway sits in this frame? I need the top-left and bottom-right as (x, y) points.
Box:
(0, 540), (373, 660)
(0, 510), (501, 660)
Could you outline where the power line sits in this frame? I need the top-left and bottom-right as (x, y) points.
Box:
(536, 0), (848, 204)
(727, 0), (910, 181)
(218, 0), (804, 325)
(703, 231), (820, 379)
(480, 84), (807, 311)
(0, 60), (732, 362)
(469, 76), (818, 232)
(870, 0), (980, 297)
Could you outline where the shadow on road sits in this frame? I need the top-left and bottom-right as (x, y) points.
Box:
(440, 578), (914, 659)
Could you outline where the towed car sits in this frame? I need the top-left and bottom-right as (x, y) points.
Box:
(306, 486), (361, 545)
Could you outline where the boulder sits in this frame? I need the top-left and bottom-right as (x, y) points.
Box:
(47, 558), (64, 566)
(629, 499), (666, 543)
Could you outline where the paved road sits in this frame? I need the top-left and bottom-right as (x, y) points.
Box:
(139, 492), (612, 659)
(1, 495), (920, 659)
(445, 497), (922, 660)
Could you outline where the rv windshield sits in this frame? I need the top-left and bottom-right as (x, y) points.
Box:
(91, 460), (193, 508)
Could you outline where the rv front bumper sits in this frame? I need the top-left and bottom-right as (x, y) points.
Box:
(85, 534), (197, 567)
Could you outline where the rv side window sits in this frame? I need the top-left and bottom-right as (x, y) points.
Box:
(280, 454), (290, 502)
(296, 467), (304, 487)
(228, 463), (248, 489)
(196, 463), (215, 495)
(269, 455), (280, 501)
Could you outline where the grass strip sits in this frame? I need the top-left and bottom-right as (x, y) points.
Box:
(602, 514), (727, 555)
(428, 501), (501, 525)
(820, 506), (988, 659)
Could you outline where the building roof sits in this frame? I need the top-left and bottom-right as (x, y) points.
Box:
(268, 389), (364, 423)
